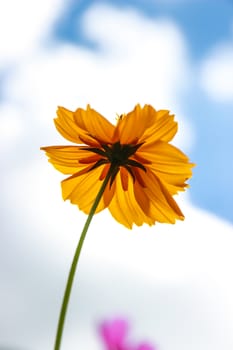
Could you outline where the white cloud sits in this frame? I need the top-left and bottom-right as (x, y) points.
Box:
(200, 41), (233, 102)
(82, 4), (191, 111)
(0, 104), (24, 155)
(0, 0), (66, 67)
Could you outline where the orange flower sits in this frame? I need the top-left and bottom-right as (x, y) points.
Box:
(41, 104), (194, 229)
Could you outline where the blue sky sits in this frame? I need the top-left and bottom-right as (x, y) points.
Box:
(55, 0), (233, 60)
(1, 1), (233, 349)
(51, 0), (233, 224)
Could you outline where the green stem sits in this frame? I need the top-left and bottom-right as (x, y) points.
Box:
(54, 168), (113, 350)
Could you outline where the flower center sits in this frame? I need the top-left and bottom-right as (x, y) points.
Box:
(81, 141), (146, 185)
(103, 142), (141, 166)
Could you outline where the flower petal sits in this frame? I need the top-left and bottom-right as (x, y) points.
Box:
(136, 344), (156, 350)
(115, 105), (177, 144)
(55, 106), (111, 147)
(137, 141), (194, 194)
(54, 107), (86, 144)
(108, 173), (132, 228)
(108, 170), (154, 228)
(61, 165), (113, 214)
(114, 105), (153, 143)
(73, 105), (115, 144)
(139, 109), (177, 144)
(126, 174), (155, 226)
(134, 169), (184, 224)
(99, 319), (129, 346)
(120, 166), (129, 191)
(40, 145), (101, 174)
(139, 140), (189, 161)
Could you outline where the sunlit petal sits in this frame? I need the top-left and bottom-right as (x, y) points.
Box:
(61, 165), (111, 214)
(54, 107), (85, 144)
(108, 172), (154, 228)
(138, 141), (194, 195)
(115, 105), (156, 143)
(40, 145), (101, 174)
(108, 173), (133, 229)
(139, 110), (177, 143)
(74, 105), (115, 144)
(120, 166), (129, 191)
(135, 169), (184, 224)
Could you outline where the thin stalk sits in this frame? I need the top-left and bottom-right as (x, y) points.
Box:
(54, 167), (113, 350)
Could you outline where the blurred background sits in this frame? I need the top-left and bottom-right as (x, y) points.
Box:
(1, 0), (233, 349)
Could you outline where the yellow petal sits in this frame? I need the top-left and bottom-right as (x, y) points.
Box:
(61, 165), (113, 214)
(40, 145), (101, 174)
(103, 179), (116, 208)
(152, 172), (190, 195)
(137, 141), (194, 194)
(54, 107), (86, 144)
(139, 110), (177, 144)
(114, 105), (157, 144)
(134, 169), (184, 223)
(126, 174), (155, 226)
(108, 171), (154, 228)
(73, 105), (115, 144)
(120, 166), (129, 191)
(108, 173), (133, 228)
(139, 140), (188, 160)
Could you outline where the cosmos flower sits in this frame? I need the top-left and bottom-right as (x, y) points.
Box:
(41, 104), (193, 228)
(99, 318), (156, 350)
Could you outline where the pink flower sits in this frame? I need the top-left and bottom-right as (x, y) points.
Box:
(98, 318), (157, 350)
(136, 344), (155, 350)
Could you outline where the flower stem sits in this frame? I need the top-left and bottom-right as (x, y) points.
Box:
(54, 168), (113, 350)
